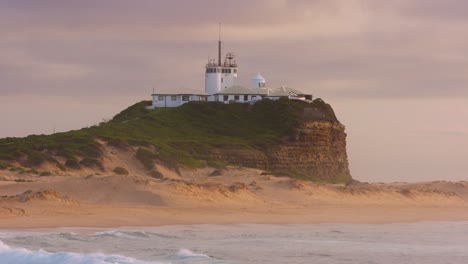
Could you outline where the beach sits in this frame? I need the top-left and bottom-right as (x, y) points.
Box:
(1, 166), (468, 229)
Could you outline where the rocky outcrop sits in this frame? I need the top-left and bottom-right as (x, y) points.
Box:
(209, 119), (351, 183)
(267, 121), (351, 183)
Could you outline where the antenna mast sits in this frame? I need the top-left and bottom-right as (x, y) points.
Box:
(218, 22), (222, 66)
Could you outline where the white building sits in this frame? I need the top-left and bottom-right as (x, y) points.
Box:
(151, 94), (207, 108)
(150, 35), (312, 108)
(211, 85), (266, 103)
(205, 52), (238, 95)
(265, 86), (313, 101)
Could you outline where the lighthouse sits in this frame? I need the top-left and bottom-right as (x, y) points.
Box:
(205, 31), (238, 95)
(150, 25), (313, 108)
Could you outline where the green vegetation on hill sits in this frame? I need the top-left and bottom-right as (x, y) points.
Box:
(0, 98), (340, 178)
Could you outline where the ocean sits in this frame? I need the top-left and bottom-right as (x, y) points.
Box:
(0, 222), (467, 264)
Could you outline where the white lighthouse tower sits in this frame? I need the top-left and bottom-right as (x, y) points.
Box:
(205, 29), (238, 95)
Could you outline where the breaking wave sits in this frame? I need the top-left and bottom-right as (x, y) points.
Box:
(0, 240), (158, 264)
(176, 249), (210, 259)
(94, 230), (179, 239)
(94, 230), (150, 238)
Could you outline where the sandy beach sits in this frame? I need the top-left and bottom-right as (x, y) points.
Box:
(1, 164), (468, 229)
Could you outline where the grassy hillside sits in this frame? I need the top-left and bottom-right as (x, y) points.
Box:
(0, 98), (339, 173)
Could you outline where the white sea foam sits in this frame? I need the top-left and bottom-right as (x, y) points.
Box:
(0, 240), (157, 264)
(94, 230), (150, 238)
(94, 230), (127, 237)
(3, 223), (468, 263)
(176, 249), (210, 259)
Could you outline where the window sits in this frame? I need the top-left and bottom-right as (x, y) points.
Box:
(228, 69), (232, 73)
(182, 95), (189, 101)
(244, 95), (248, 101)
(158, 96), (164, 101)
(223, 95), (228, 101)
(216, 68), (221, 73)
(171, 96), (177, 101)
(234, 95), (239, 101)
(233, 69), (237, 73)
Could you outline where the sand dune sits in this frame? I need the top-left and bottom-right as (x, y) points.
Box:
(0, 143), (467, 228)
(1, 164), (468, 229)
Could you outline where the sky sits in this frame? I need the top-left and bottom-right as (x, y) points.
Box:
(1, 0), (467, 182)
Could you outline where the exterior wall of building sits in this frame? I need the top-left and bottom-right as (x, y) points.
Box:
(151, 93), (311, 108)
(205, 68), (222, 95)
(152, 95), (206, 108)
(209, 94), (263, 103)
(221, 68), (237, 90)
(205, 67), (238, 95)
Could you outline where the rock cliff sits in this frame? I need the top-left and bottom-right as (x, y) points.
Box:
(268, 121), (350, 182)
(208, 106), (351, 183)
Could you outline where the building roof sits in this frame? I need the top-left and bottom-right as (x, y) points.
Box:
(267, 86), (306, 97)
(215, 85), (267, 95)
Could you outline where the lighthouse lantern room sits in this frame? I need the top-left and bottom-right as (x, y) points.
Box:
(205, 32), (238, 96)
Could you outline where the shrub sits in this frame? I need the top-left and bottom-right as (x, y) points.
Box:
(24, 151), (46, 167)
(40, 171), (52, 176)
(136, 148), (155, 170)
(106, 138), (129, 150)
(209, 169), (223, 176)
(56, 162), (66, 171)
(26, 169), (39, 175)
(14, 179), (32, 182)
(113, 167), (129, 175)
(206, 160), (226, 169)
(0, 161), (8, 170)
(65, 159), (81, 169)
(79, 144), (102, 158)
(149, 170), (163, 179)
(79, 158), (104, 170)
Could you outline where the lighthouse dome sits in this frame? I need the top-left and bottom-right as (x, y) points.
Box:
(251, 72), (266, 89)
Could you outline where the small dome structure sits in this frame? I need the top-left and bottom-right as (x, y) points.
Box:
(251, 72), (266, 89)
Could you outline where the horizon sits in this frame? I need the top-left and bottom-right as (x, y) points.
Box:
(1, 0), (467, 183)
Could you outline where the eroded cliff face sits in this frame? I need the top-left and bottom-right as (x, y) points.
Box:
(268, 121), (351, 183)
(209, 119), (351, 183)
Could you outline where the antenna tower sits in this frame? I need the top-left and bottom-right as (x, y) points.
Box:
(218, 23), (222, 66)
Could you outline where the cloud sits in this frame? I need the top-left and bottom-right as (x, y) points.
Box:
(0, 0), (467, 98)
